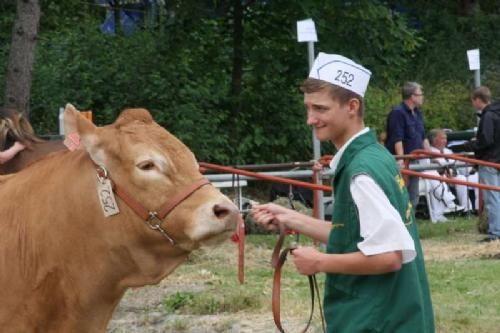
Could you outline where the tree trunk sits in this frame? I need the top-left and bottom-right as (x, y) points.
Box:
(459, 0), (479, 16)
(2, 0), (41, 119)
(230, 0), (243, 112)
(228, 0), (243, 161)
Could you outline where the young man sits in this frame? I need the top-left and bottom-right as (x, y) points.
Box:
(252, 53), (435, 332)
(385, 82), (431, 211)
(470, 86), (500, 242)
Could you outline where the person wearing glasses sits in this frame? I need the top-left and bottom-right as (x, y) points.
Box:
(385, 81), (431, 211)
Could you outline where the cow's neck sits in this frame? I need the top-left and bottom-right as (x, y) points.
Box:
(110, 242), (192, 288)
(26, 213), (192, 332)
(70, 246), (191, 331)
(1, 151), (194, 332)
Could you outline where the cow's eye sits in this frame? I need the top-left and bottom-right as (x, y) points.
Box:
(137, 160), (156, 171)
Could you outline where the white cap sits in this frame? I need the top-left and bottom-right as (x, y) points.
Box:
(308, 53), (371, 97)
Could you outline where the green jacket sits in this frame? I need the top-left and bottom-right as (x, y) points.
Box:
(324, 130), (435, 333)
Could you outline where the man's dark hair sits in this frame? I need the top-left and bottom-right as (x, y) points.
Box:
(471, 86), (491, 103)
(300, 78), (365, 117)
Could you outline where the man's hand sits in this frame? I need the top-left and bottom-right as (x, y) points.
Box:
(291, 246), (323, 275)
(13, 141), (26, 152)
(0, 141), (26, 164)
(251, 203), (304, 232)
(250, 205), (280, 232)
(311, 160), (323, 172)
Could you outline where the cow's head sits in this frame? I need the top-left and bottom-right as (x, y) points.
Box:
(63, 104), (239, 253)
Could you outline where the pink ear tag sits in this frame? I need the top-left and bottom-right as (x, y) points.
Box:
(63, 132), (81, 151)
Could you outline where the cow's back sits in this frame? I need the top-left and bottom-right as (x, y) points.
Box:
(0, 139), (66, 174)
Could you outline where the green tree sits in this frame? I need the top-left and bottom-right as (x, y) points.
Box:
(2, 0), (500, 164)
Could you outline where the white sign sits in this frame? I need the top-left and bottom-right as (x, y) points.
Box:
(297, 19), (317, 42)
(467, 49), (480, 70)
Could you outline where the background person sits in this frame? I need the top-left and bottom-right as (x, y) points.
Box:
(419, 129), (466, 223)
(0, 141), (25, 164)
(252, 53), (434, 332)
(385, 82), (431, 211)
(428, 129), (476, 212)
(469, 86), (500, 242)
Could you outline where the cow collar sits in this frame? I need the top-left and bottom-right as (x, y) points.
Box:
(96, 165), (210, 246)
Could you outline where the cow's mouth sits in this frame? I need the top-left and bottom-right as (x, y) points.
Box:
(199, 228), (236, 247)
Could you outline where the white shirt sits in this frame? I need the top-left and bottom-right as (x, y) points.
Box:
(330, 128), (416, 263)
(430, 146), (452, 166)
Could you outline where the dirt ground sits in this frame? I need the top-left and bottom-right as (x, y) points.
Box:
(108, 290), (319, 333)
(107, 281), (285, 333)
(107, 235), (500, 333)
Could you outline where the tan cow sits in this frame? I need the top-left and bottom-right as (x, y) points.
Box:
(0, 104), (239, 332)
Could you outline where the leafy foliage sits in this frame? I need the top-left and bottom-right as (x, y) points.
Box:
(2, 1), (500, 164)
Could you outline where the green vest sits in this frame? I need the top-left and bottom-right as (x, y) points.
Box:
(324, 130), (435, 333)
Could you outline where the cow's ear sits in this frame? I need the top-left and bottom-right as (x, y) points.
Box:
(64, 103), (96, 136)
(63, 104), (103, 163)
(63, 103), (79, 135)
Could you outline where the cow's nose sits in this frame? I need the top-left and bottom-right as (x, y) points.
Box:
(213, 202), (238, 220)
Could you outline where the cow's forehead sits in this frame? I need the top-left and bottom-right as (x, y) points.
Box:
(99, 120), (196, 166)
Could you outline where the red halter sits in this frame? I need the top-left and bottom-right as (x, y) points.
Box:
(96, 165), (210, 245)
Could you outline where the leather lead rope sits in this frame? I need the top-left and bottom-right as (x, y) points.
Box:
(237, 214), (245, 284)
(230, 172), (246, 284)
(271, 224), (326, 333)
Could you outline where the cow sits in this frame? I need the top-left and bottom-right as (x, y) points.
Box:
(0, 104), (239, 333)
(0, 112), (66, 174)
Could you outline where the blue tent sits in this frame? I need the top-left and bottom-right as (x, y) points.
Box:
(97, 0), (163, 35)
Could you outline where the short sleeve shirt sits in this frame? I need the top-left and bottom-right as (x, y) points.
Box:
(385, 102), (426, 154)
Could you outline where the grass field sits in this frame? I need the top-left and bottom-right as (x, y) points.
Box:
(112, 216), (500, 332)
(418, 217), (500, 333)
